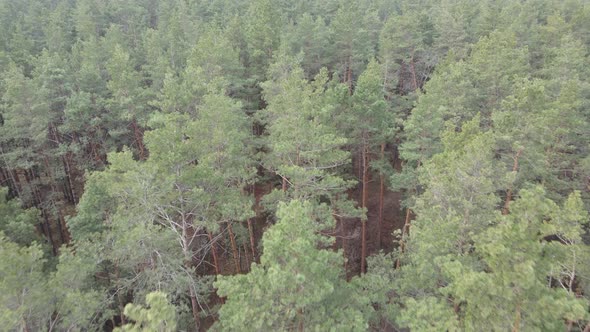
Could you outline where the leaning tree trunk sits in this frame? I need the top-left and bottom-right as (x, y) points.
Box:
(207, 232), (221, 275)
(396, 207), (413, 269)
(227, 223), (241, 274)
(181, 222), (201, 331)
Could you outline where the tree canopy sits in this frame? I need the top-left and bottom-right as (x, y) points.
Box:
(1, 0), (589, 331)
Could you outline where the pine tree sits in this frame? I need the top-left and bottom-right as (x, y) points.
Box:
(350, 59), (390, 272)
(215, 200), (370, 331)
(0, 186), (39, 246)
(260, 57), (353, 206)
(0, 233), (49, 331)
(443, 187), (589, 331)
(115, 292), (177, 332)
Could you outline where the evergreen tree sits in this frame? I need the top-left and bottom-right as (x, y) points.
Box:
(215, 200), (370, 331)
(260, 58), (353, 205)
(441, 187), (589, 331)
(115, 292), (177, 332)
(0, 234), (49, 331)
(0, 186), (39, 246)
(350, 59), (390, 272)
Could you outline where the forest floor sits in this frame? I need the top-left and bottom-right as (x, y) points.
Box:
(343, 145), (405, 276)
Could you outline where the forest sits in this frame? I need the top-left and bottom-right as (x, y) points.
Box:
(0, 0), (589, 331)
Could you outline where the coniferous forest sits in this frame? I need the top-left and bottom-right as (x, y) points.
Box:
(1, 0), (590, 331)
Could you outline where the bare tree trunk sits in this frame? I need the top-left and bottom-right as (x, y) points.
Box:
(207, 232), (220, 275)
(0, 145), (21, 197)
(347, 56), (353, 95)
(7, 167), (22, 198)
(512, 302), (521, 332)
(297, 308), (304, 332)
(180, 219), (201, 331)
(41, 210), (57, 255)
(227, 223), (241, 274)
(62, 154), (77, 204)
(247, 218), (257, 262)
(189, 286), (200, 331)
(131, 119), (146, 160)
(0, 167), (6, 188)
(342, 219), (348, 280)
(49, 123), (78, 205)
(410, 50), (418, 91)
(33, 163), (68, 245)
(242, 242), (250, 271)
(114, 263), (126, 325)
(396, 207), (413, 269)
(377, 143), (385, 250)
(23, 169), (37, 204)
(357, 150), (362, 199)
(503, 149), (523, 215)
(56, 209), (68, 244)
(24, 169), (57, 254)
(361, 142), (369, 274)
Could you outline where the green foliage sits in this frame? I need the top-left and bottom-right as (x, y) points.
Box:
(261, 58), (354, 208)
(0, 187), (39, 246)
(1, 1), (590, 330)
(330, 2), (376, 80)
(0, 233), (49, 331)
(375, 118), (590, 330)
(115, 292), (177, 332)
(215, 200), (370, 331)
(443, 187), (589, 330)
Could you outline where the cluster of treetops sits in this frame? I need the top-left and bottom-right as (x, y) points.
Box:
(1, 0), (589, 330)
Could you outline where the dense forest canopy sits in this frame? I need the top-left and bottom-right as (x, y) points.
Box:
(0, 0), (589, 330)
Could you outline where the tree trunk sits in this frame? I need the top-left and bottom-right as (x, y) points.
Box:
(23, 169), (38, 205)
(410, 50), (418, 91)
(42, 211), (57, 254)
(207, 232), (220, 275)
(242, 242), (250, 271)
(503, 149), (523, 215)
(247, 218), (257, 262)
(396, 207), (413, 269)
(0, 167), (7, 189)
(0, 147), (16, 194)
(181, 220), (201, 331)
(377, 143), (385, 250)
(512, 302), (521, 332)
(227, 223), (241, 274)
(62, 155), (77, 204)
(189, 286), (200, 331)
(49, 122), (78, 204)
(297, 308), (304, 332)
(131, 119), (146, 160)
(23, 170), (57, 254)
(361, 142), (369, 274)
(347, 56), (353, 95)
(114, 263), (126, 325)
(342, 219), (348, 280)
(357, 150), (362, 199)
(8, 168), (22, 199)
(56, 209), (68, 244)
